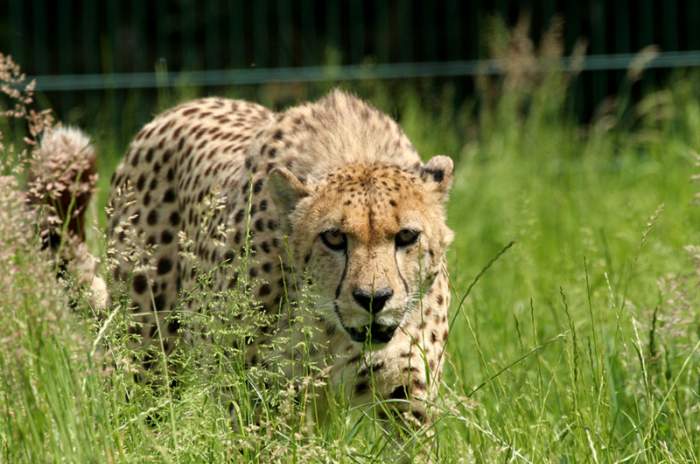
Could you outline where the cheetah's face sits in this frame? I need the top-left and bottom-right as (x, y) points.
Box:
(270, 156), (453, 345)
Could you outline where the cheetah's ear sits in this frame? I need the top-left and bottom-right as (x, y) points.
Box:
(419, 155), (453, 202)
(268, 167), (310, 217)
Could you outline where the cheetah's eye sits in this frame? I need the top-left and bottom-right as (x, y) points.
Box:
(320, 229), (347, 251)
(395, 229), (420, 248)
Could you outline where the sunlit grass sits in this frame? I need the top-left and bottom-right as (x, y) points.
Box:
(2, 33), (700, 461)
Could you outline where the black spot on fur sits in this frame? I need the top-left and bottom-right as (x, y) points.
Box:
(157, 257), (173, 275)
(153, 294), (167, 311)
(133, 274), (148, 294)
(127, 324), (141, 335)
(167, 318), (180, 334)
(234, 209), (245, 223)
(161, 230), (173, 244)
(355, 381), (369, 395)
(258, 283), (271, 297)
(147, 209), (158, 225)
(163, 188), (176, 203)
(389, 385), (409, 400)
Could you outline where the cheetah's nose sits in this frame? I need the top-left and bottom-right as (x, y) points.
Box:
(352, 287), (394, 314)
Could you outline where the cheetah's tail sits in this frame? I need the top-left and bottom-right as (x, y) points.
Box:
(27, 126), (108, 308)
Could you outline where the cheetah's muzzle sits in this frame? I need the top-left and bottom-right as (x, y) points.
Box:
(345, 322), (399, 344)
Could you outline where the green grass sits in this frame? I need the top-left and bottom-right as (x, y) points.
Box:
(2, 66), (700, 462)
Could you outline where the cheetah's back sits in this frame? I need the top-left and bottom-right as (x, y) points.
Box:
(107, 97), (274, 348)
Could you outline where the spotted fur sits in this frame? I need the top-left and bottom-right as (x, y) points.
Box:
(107, 89), (453, 425)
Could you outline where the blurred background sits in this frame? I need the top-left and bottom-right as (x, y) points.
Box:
(2, 0), (700, 138)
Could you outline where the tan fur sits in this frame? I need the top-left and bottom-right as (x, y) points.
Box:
(28, 127), (107, 309)
(107, 89), (453, 424)
(29, 127), (97, 241)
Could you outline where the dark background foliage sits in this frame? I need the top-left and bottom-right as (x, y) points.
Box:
(2, 0), (698, 122)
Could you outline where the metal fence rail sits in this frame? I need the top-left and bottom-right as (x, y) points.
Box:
(29, 50), (700, 91)
(3, 0), (700, 121)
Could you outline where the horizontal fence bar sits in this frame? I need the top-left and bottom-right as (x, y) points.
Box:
(23, 50), (700, 92)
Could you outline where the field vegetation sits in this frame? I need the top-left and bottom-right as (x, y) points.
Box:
(1, 22), (699, 462)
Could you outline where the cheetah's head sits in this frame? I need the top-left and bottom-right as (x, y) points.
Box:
(269, 156), (453, 345)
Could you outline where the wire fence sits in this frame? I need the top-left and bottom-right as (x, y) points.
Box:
(29, 50), (700, 91)
(4, 0), (700, 122)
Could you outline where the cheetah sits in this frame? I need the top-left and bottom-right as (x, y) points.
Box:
(25, 127), (108, 309)
(106, 89), (454, 426)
